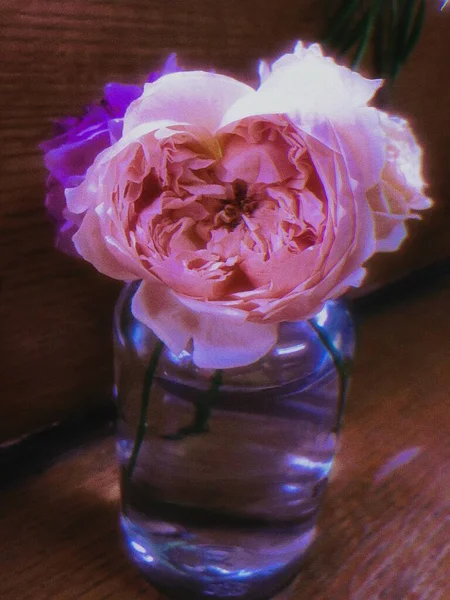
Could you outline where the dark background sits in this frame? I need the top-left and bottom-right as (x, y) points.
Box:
(1, 0), (449, 443)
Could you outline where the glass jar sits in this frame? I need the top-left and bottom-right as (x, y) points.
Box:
(114, 282), (354, 600)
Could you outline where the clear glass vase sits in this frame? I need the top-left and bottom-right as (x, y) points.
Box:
(114, 282), (355, 600)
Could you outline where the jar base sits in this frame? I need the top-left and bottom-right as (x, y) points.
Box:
(121, 511), (316, 600)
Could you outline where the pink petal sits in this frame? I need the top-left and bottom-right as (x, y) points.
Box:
(131, 281), (278, 369)
(217, 132), (296, 184)
(371, 213), (408, 253)
(191, 312), (278, 369)
(124, 71), (254, 135)
(131, 280), (197, 355)
(224, 42), (382, 127)
(73, 208), (143, 280)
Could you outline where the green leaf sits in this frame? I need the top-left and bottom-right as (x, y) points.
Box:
(391, 0), (399, 24)
(352, 0), (383, 70)
(396, 0), (419, 57)
(322, 0), (427, 84)
(391, 0), (425, 79)
(337, 10), (372, 57)
(374, 4), (389, 76)
(324, 0), (363, 45)
(385, 0), (400, 79)
(401, 0), (426, 62)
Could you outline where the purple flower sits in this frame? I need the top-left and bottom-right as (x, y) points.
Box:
(41, 54), (180, 255)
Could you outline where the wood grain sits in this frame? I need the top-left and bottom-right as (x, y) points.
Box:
(1, 280), (450, 599)
(1, 1), (449, 443)
(0, 0), (323, 444)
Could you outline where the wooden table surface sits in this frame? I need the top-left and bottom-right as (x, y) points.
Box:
(2, 281), (450, 600)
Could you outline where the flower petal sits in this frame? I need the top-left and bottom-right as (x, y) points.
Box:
(131, 280), (197, 355)
(44, 125), (111, 186)
(73, 208), (144, 280)
(103, 83), (142, 117)
(124, 71), (254, 135)
(131, 281), (278, 369)
(191, 312), (278, 369)
(235, 41), (382, 120)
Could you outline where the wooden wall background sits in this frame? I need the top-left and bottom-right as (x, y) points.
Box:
(1, 1), (449, 444)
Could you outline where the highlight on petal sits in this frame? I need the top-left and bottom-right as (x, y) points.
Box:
(275, 41), (383, 107)
(132, 281), (278, 369)
(123, 71), (255, 135)
(258, 60), (271, 84)
(131, 280), (198, 355)
(222, 41), (383, 128)
(191, 312), (278, 369)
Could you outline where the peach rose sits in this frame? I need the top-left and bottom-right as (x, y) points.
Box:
(67, 42), (430, 368)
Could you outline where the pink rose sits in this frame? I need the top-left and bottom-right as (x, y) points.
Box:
(67, 43), (430, 369)
(367, 113), (432, 252)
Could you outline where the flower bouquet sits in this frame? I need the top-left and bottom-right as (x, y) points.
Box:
(42, 42), (430, 600)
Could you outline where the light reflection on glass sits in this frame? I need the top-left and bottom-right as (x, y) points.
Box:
(315, 305), (328, 327)
(275, 342), (306, 356)
(282, 483), (301, 494)
(131, 541), (147, 554)
(131, 322), (150, 355)
(168, 348), (192, 364)
(287, 454), (333, 475)
(142, 554), (155, 563)
(130, 540), (155, 563)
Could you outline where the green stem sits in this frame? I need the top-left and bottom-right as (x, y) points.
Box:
(165, 369), (223, 441)
(125, 339), (164, 481)
(308, 319), (351, 433)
